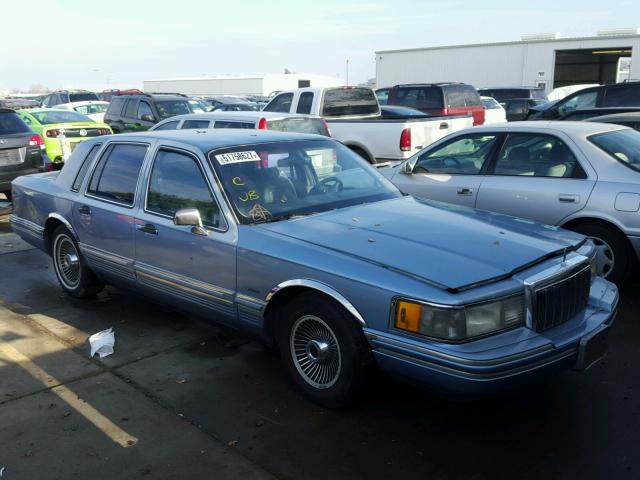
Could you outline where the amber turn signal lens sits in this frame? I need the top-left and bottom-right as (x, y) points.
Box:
(395, 301), (421, 333)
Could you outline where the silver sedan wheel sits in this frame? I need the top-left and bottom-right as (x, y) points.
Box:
(290, 315), (342, 390)
(589, 235), (615, 278)
(54, 235), (81, 289)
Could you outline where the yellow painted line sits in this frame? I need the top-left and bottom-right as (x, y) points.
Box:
(0, 343), (138, 448)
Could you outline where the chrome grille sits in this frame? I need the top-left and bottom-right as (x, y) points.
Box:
(532, 265), (591, 332)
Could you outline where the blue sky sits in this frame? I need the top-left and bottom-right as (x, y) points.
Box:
(1, 0), (638, 90)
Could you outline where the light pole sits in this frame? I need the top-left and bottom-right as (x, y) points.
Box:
(346, 59), (349, 85)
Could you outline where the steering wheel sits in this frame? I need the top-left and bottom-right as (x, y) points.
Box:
(318, 176), (344, 192)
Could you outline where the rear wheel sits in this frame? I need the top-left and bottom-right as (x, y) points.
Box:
(571, 221), (634, 285)
(348, 146), (373, 164)
(277, 292), (373, 408)
(51, 225), (103, 298)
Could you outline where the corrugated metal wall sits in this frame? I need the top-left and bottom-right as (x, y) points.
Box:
(376, 36), (640, 91)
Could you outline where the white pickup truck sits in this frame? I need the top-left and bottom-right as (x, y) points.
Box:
(263, 86), (473, 165)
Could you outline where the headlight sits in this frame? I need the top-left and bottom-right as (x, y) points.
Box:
(394, 295), (525, 342)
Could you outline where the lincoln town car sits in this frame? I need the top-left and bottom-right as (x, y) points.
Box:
(10, 130), (618, 407)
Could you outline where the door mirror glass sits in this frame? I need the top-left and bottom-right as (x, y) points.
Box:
(141, 114), (155, 122)
(402, 161), (413, 174)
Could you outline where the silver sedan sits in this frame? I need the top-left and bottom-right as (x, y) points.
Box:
(382, 121), (640, 284)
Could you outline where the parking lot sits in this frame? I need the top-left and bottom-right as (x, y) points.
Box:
(1, 211), (638, 480)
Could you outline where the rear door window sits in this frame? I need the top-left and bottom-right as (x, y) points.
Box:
(182, 120), (211, 129)
(124, 99), (139, 119)
(263, 93), (294, 113)
(492, 133), (585, 178)
(296, 92), (314, 114)
(557, 90), (598, 117)
(88, 143), (148, 205)
(603, 86), (640, 107)
(321, 88), (379, 117)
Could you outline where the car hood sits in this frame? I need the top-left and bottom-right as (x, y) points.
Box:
(257, 196), (585, 291)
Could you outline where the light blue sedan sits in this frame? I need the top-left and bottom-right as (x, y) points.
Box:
(10, 130), (618, 407)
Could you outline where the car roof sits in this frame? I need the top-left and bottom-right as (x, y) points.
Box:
(478, 86), (544, 90)
(156, 111), (319, 124)
(111, 129), (328, 151)
(470, 120), (628, 136)
(585, 112), (640, 122)
(0, 108), (17, 114)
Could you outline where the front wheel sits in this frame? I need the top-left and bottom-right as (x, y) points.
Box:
(277, 292), (373, 408)
(571, 221), (635, 285)
(51, 225), (103, 298)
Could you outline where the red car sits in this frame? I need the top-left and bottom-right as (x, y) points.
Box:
(387, 83), (485, 126)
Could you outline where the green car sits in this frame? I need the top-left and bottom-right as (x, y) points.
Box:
(17, 109), (112, 165)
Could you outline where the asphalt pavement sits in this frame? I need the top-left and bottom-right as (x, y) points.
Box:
(0, 212), (638, 480)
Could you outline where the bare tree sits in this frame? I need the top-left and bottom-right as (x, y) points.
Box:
(28, 84), (49, 93)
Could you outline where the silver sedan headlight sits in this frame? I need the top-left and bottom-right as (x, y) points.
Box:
(394, 295), (525, 342)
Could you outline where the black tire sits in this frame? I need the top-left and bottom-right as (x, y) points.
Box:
(348, 146), (373, 164)
(571, 221), (634, 285)
(277, 292), (373, 408)
(51, 225), (103, 298)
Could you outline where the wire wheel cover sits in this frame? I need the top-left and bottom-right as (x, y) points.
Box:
(290, 315), (342, 389)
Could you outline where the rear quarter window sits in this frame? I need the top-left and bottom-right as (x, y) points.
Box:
(213, 120), (255, 129)
(181, 120), (210, 129)
(444, 86), (465, 108)
(71, 143), (102, 192)
(394, 86), (443, 109)
(589, 129), (640, 172)
(267, 117), (330, 136)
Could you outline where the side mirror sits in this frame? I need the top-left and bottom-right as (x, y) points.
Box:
(402, 161), (413, 175)
(174, 208), (208, 236)
(141, 114), (155, 122)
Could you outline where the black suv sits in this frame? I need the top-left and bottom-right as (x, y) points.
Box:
(104, 93), (194, 133)
(529, 81), (640, 120)
(40, 90), (99, 107)
(477, 86), (548, 103)
(0, 109), (46, 200)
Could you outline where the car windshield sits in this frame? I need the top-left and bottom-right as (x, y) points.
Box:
(589, 129), (640, 173)
(31, 111), (92, 124)
(266, 117), (330, 136)
(156, 100), (193, 119)
(208, 139), (401, 224)
(0, 112), (32, 134)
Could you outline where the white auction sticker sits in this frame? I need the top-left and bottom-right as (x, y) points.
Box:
(215, 151), (261, 165)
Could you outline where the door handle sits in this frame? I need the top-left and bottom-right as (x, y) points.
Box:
(137, 223), (158, 235)
(558, 194), (579, 203)
(439, 122), (449, 130)
(78, 205), (91, 215)
(457, 187), (473, 196)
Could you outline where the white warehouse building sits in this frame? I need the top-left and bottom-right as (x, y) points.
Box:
(143, 73), (344, 97)
(376, 30), (640, 92)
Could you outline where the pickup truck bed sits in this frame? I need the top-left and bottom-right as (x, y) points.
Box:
(327, 114), (473, 165)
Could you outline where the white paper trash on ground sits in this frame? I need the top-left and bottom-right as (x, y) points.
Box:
(89, 328), (115, 358)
